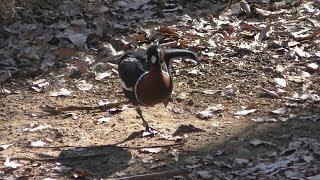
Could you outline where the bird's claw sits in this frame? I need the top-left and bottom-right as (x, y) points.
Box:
(142, 126), (158, 137)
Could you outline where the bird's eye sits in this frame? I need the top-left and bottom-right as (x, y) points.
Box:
(151, 56), (157, 63)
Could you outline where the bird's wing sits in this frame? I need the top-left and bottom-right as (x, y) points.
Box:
(118, 57), (147, 90)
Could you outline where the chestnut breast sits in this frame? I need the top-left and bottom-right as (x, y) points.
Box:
(135, 67), (172, 106)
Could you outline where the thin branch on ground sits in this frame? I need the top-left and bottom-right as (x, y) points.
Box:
(28, 142), (184, 150)
(117, 142), (184, 149)
(42, 101), (128, 114)
(6, 153), (109, 162)
(118, 169), (191, 180)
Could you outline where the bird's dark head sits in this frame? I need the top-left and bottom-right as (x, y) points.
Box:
(146, 45), (164, 66)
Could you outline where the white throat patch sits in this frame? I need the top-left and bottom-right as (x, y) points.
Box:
(151, 56), (157, 63)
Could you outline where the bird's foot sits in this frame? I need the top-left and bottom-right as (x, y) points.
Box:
(142, 126), (158, 137)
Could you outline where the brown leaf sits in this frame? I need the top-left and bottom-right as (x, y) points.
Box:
(255, 25), (273, 41)
(35, 40), (48, 46)
(130, 34), (145, 42)
(159, 26), (178, 34)
(178, 40), (189, 47)
(261, 88), (280, 98)
(183, 32), (203, 39)
(57, 47), (77, 58)
(239, 22), (260, 31)
(266, 5), (281, 11)
(75, 60), (89, 74)
(294, 30), (320, 42)
(245, 103), (259, 110)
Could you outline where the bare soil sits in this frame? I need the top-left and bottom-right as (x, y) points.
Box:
(1, 0), (320, 179)
(1, 50), (320, 179)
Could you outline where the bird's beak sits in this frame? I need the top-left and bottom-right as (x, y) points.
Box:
(163, 49), (197, 63)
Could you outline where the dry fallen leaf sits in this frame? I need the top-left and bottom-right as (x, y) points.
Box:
(76, 80), (93, 91)
(255, 25), (273, 41)
(274, 77), (286, 88)
(150, 162), (167, 169)
(292, 46), (311, 58)
(95, 72), (112, 80)
(169, 149), (179, 162)
(197, 170), (213, 179)
(141, 156), (154, 164)
(159, 26), (178, 34)
(271, 107), (287, 115)
(234, 109), (257, 116)
(250, 139), (276, 147)
(96, 117), (112, 124)
(139, 148), (163, 154)
(4, 157), (23, 168)
(261, 88), (280, 98)
(222, 84), (238, 97)
(197, 104), (224, 119)
(56, 47), (77, 58)
(130, 34), (145, 42)
(252, 116), (277, 122)
(0, 143), (14, 151)
(64, 27), (91, 47)
(75, 60), (89, 74)
(306, 62), (318, 72)
(30, 140), (47, 147)
(49, 88), (73, 97)
(23, 123), (52, 132)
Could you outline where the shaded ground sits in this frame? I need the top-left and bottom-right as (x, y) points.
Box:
(1, 0), (320, 179)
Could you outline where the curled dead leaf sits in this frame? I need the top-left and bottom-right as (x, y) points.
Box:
(159, 26), (178, 34)
(130, 34), (145, 42)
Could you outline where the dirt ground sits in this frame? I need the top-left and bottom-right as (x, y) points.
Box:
(1, 0), (320, 179)
(1, 52), (320, 179)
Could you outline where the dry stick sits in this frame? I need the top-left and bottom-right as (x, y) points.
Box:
(117, 169), (191, 180)
(117, 142), (184, 149)
(42, 101), (127, 114)
(9, 153), (109, 162)
(27, 145), (74, 149)
(31, 142), (184, 150)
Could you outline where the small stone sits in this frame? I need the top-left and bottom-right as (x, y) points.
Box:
(70, 19), (87, 27)
(187, 99), (194, 105)
(176, 92), (188, 102)
(306, 62), (319, 73)
(234, 158), (249, 166)
(184, 156), (199, 164)
(197, 171), (212, 179)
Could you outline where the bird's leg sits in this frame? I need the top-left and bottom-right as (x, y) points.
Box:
(135, 105), (149, 130)
(135, 105), (157, 135)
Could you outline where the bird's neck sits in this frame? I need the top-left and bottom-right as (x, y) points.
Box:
(149, 65), (169, 80)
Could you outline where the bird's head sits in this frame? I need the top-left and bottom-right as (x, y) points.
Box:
(146, 45), (164, 66)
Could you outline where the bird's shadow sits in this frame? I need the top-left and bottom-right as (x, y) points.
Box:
(51, 145), (131, 178)
(113, 130), (148, 145)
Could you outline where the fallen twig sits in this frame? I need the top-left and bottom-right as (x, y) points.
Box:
(117, 142), (184, 149)
(42, 101), (127, 114)
(29, 143), (184, 150)
(117, 169), (191, 180)
(7, 153), (109, 162)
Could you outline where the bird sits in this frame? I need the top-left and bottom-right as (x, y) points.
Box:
(118, 45), (197, 135)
